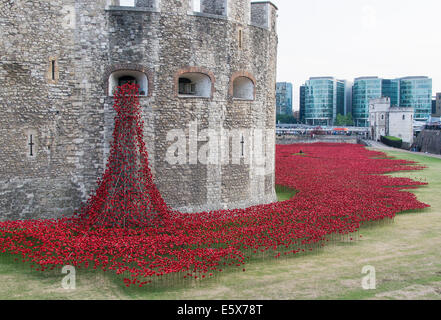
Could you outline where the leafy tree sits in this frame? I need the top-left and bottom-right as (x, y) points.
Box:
(335, 114), (346, 126)
(335, 113), (354, 126)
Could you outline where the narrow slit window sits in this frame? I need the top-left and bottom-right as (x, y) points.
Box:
(27, 133), (36, 158)
(240, 134), (245, 157)
(239, 30), (243, 49)
(51, 60), (56, 81)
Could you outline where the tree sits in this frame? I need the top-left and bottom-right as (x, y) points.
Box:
(335, 113), (354, 126)
(335, 114), (346, 126)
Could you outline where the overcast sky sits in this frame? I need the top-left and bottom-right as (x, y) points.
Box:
(273, 0), (441, 111)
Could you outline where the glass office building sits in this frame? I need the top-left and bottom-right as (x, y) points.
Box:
(303, 77), (346, 126)
(299, 85), (306, 123)
(399, 76), (432, 121)
(352, 76), (432, 126)
(352, 77), (382, 127)
(381, 79), (400, 106)
(276, 82), (293, 115)
(336, 80), (347, 116)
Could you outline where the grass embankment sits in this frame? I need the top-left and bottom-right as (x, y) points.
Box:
(0, 149), (440, 299)
(275, 185), (298, 202)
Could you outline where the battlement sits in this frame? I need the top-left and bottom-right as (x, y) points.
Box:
(107, 1), (277, 29)
(251, 1), (278, 30)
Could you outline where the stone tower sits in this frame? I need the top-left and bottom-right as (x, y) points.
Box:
(0, 0), (278, 219)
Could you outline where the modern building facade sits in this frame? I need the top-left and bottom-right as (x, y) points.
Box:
(302, 77), (347, 126)
(353, 76), (432, 126)
(336, 80), (346, 115)
(381, 79), (400, 106)
(276, 82), (293, 115)
(399, 77), (432, 122)
(353, 77), (382, 127)
(299, 85), (306, 123)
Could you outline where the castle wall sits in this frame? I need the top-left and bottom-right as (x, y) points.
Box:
(413, 130), (441, 155)
(0, 0), (278, 219)
(0, 0), (82, 220)
(388, 108), (414, 144)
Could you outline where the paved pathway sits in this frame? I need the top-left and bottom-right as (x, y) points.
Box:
(364, 140), (441, 160)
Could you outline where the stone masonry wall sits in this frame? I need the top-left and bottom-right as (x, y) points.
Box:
(0, 0), (278, 219)
(413, 130), (441, 155)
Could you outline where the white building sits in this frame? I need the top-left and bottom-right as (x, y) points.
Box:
(369, 97), (414, 144)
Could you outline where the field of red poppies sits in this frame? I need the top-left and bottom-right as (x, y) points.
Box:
(0, 85), (430, 288)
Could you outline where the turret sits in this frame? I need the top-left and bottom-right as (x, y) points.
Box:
(251, 1), (278, 31)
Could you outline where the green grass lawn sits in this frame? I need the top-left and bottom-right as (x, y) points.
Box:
(1, 149), (440, 300)
(275, 185), (297, 201)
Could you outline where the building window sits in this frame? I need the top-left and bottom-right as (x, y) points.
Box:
(177, 72), (212, 98)
(28, 134), (35, 157)
(51, 60), (56, 80)
(233, 76), (255, 100)
(179, 78), (196, 95)
(25, 130), (38, 159)
(47, 57), (59, 83)
(381, 114), (384, 120)
(108, 70), (148, 96)
(238, 29), (243, 49)
(403, 115), (406, 120)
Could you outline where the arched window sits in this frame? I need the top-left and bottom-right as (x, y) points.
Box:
(177, 72), (212, 98)
(233, 76), (255, 100)
(230, 71), (256, 101)
(108, 70), (148, 96)
(402, 115), (406, 120)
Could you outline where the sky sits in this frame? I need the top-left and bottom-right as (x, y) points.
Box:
(273, 0), (441, 111)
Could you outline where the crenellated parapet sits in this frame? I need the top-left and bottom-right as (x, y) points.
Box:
(106, 0), (277, 30)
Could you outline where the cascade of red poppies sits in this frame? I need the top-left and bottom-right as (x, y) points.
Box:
(74, 83), (169, 229)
